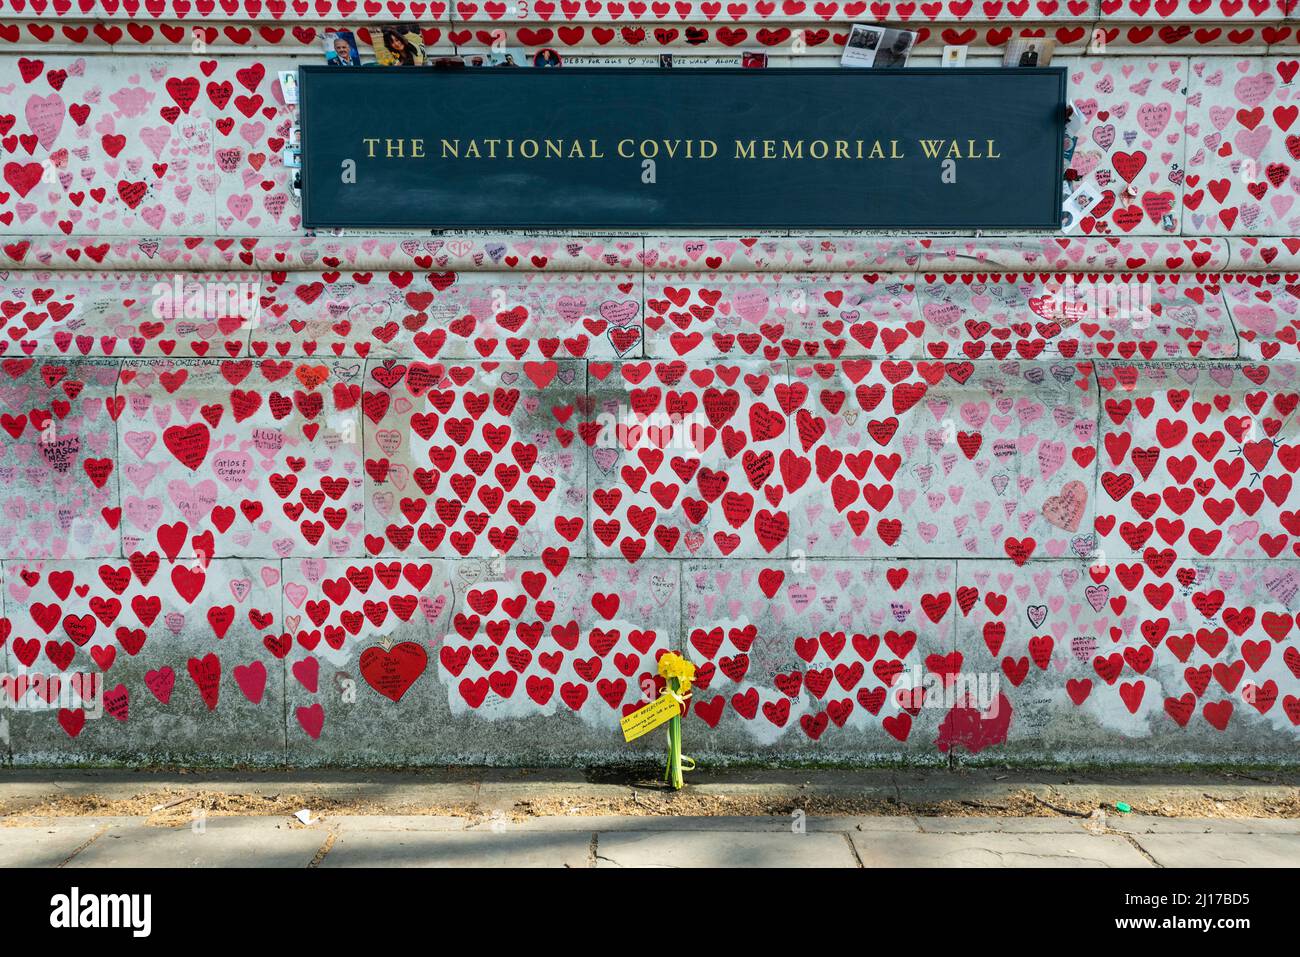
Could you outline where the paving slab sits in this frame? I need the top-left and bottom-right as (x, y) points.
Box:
(0, 770), (485, 811)
(63, 818), (326, 869)
(459, 814), (920, 833)
(0, 822), (112, 868)
(822, 817), (923, 833)
(850, 831), (1152, 868)
(915, 816), (1093, 834)
(477, 769), (591, 785)
(1130, 833), (1300, 868)
(1109, 815), (1300, 835)
(474, 782), (636, 807)
(331, 816), (470, 832)
(594, 831), (858, 868)
(467, 814), (806, 833)
(320, 830), (592, 867)
(672, 769), (901, 789)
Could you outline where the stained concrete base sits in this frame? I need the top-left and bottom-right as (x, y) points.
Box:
(1125, 834), (1300, 868)
(1, 814), (1297, 868)
(0, 822), (106, 868)
(62, 818), (328, 869)
(849, 831), (1151, 868)
(1, 767), (1296, 813)
(321, 831), (593, 868)
(1, 769), (1296, 867)
(594, 832), (859, 868)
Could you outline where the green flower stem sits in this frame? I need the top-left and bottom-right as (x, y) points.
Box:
(665, 677), (684, 791)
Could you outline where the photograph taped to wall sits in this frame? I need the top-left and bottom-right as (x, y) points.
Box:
(1004, 37), (1055, 67)
(1063, 131), (1079, 165)
(323, 29), (361, 66)
(841, 24), (916, 69)
(1060, 180), (1101, 232)
(486, 47), (521, 67)
(371, 23), (426, 66)
(278, 70), (299, 103)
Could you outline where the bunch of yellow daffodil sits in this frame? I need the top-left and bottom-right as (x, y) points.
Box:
(657, 651), (696, 694)
(657, 652), (697, 790)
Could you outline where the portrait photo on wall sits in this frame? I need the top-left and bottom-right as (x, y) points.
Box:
(323, 29), (361, 66)
(486, 47), (521, 67)
(1003, 37), (1055, 67)
(370, 23), (426, 66)
(1060, 180), (1102, 233)
(533, 47), (564, 67)
(840, 24), (916, 69)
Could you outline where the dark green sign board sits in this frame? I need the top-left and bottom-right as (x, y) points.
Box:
(299, 66), (1066, 230)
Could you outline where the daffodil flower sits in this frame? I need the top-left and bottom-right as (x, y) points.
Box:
(657, 652), (697, 790)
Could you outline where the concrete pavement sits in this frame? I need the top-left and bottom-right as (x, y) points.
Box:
(0, 766), (1296, 814)
(1, 813), (1297, 867)
(1, 768), (1295, 867)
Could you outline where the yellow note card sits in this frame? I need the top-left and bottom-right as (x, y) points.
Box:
(620, 693), (679, 742)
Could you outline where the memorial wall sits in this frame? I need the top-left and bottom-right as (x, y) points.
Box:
(0, 0), (1297, 766)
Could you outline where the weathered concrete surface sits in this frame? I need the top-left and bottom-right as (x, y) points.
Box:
(2, 767), (1295, 813)
(62, 818), (326, 868)
(1108, 815), (1300, 834)
(0, 820), (106, 867)
(848, 830), (1153, 867)
(115, 357), (365, 559)
(0, 359), (121, 560)
(256, 273), (644, 362)
(279, 557), (681, 764)
(1126, 833), (1300, 868)
(679, 559), (956, 764)
(784, 360), (1099, 560)
(3, 812), (1297, 867)
(321, 830), (593, 868)
(914, 817), (1093, 833)
(0, 354), (1296, 766)
(5, 559), (286, 765)
(957, 557), (1300, 765)
(594, 831), (859, 867)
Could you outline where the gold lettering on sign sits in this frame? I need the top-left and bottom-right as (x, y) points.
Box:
(360, 138), (425, 158)
(919, 139), (1001, 159)
(732, 139), (907, 160)
(363, 136), (998, 162)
